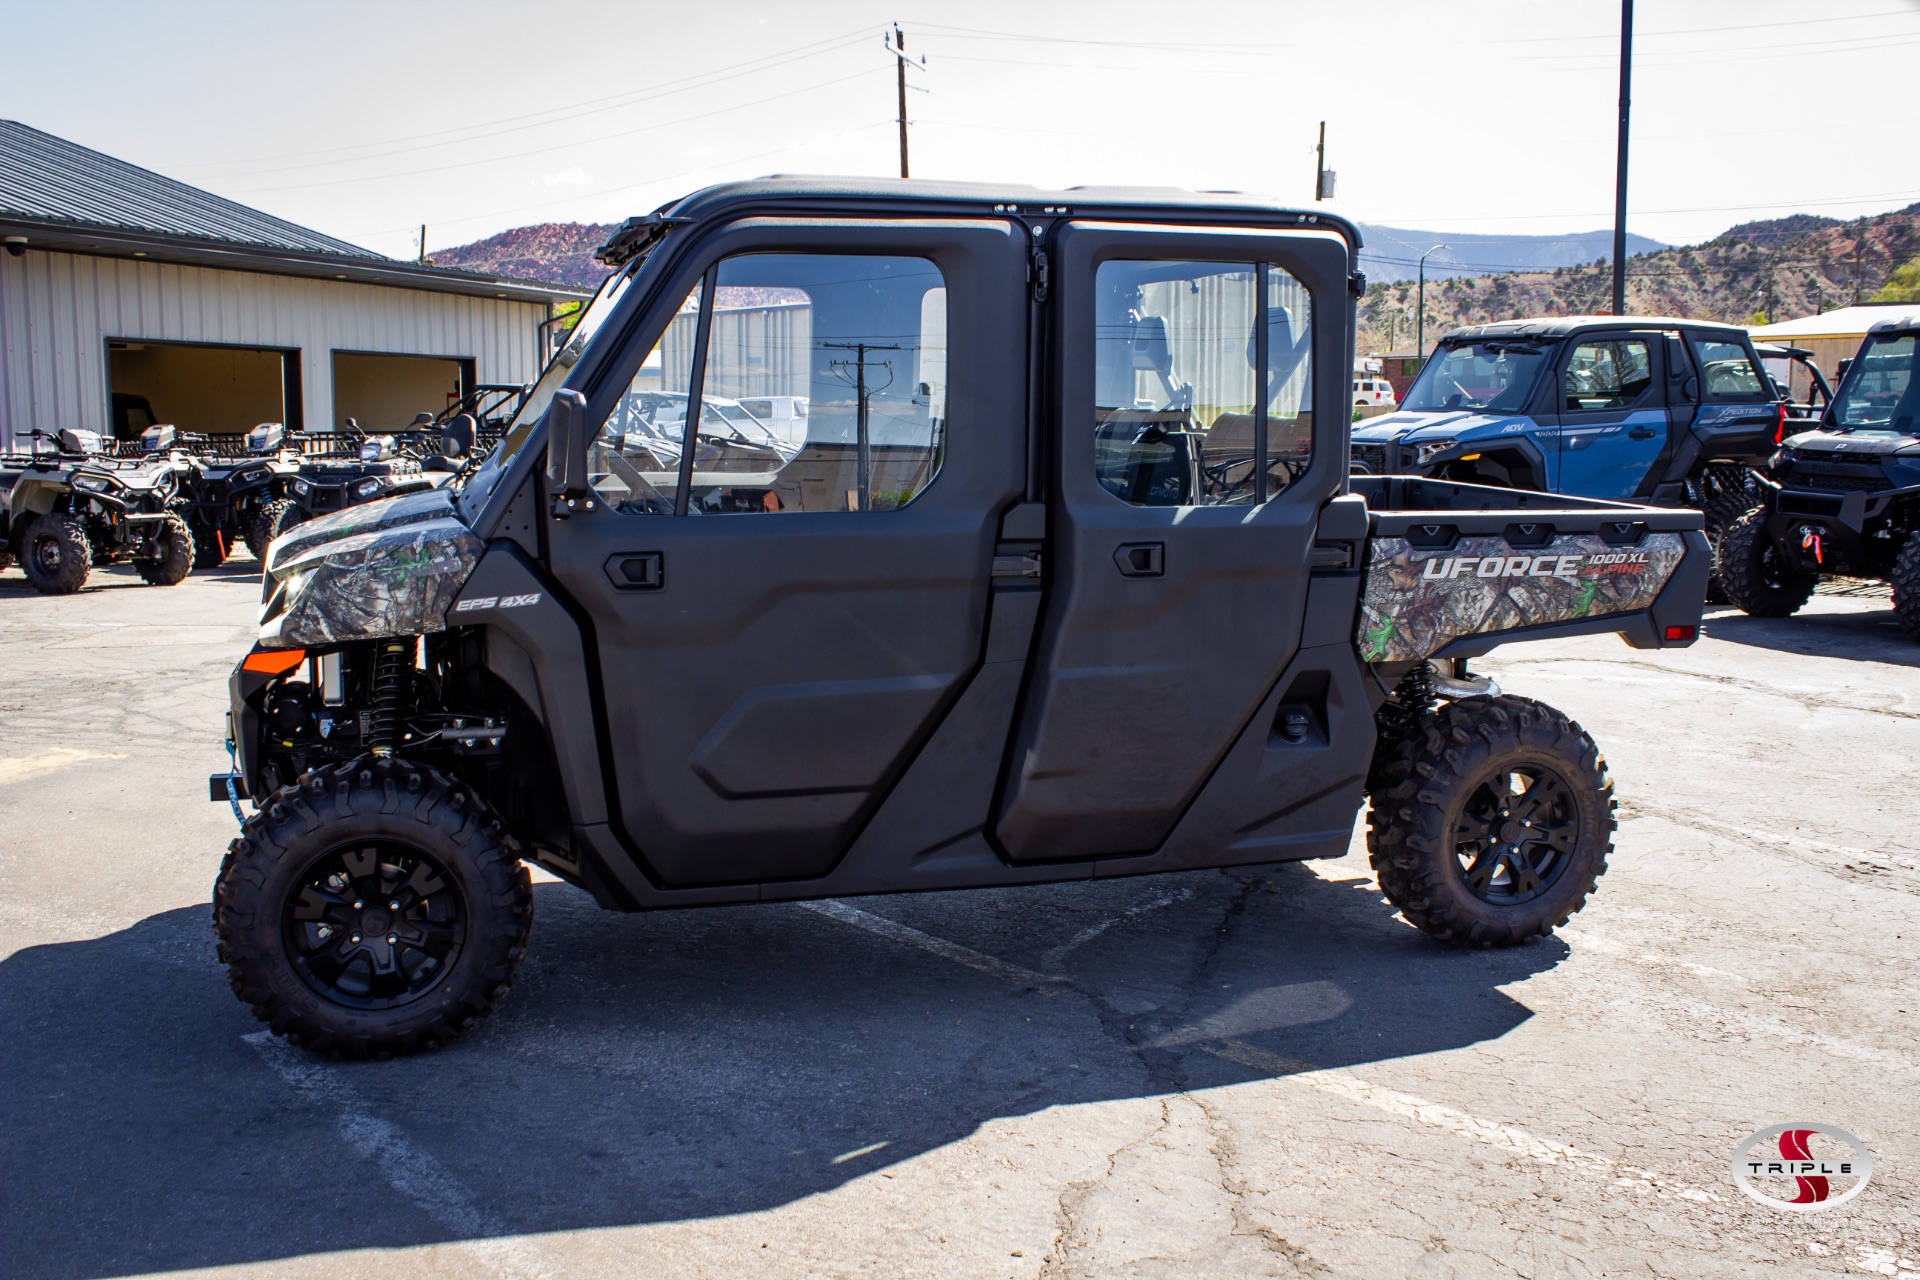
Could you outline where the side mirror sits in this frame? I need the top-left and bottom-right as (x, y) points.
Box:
(1835, 358), (1853, 385)
(441, 412), (476, 460)
(410, 412), (435, 429)
(1681, 375), (1699, 403)
(546, 390), (590, 505)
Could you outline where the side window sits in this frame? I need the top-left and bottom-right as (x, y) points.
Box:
(687, 253), (946, 514)
(1689, 336), (1768, 402)
(589, 279), (702, 514)
(1092, 260), (1312, 507)
(1563, 338), (1653, 412)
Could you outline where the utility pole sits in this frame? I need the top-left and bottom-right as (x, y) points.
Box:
(1612, 0), (1632, 316)
(825, 341), (899, 510)
(891, 25), (911, 179)
(1314, 122), (1335, 202)
(1418, 245), (1450, 361)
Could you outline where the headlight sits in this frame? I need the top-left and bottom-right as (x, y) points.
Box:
(354, 477), (384, 497)
(1414, 439), (1459, 467)
(72, 472), (114, 493)
(293, 479), (310, 496)
(237, 467), (269, 485)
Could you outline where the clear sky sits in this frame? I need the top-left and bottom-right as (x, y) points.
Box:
(6, 0), (1918, 261)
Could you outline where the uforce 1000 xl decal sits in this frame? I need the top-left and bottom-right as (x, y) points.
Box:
(1358, 532), (1686, 662)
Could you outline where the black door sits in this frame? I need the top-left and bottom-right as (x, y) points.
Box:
(544, 219), (1027, 887)
(994, 223), (1350, 861)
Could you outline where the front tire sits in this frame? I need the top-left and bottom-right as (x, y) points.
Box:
(250, 498), (295, 560)
(1367, 695), (1614, 947)
(1891, 536), (1920, 639)
(135, 514), (195, 586)
(21, 514), (91, 594)
(1719, 506), (1815, 618)
(213, 759), (532, 1058)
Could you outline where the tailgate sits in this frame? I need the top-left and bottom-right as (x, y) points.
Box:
(1350, 476), (1709, 662)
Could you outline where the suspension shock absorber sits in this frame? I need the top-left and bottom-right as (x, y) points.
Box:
(368, 638), (416, 756)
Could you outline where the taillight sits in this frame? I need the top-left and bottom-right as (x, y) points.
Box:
(1774, 402), (1787, 445)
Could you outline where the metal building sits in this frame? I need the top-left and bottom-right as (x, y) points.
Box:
(0, 120), (583, 450)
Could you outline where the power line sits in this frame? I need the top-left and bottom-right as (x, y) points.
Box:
(222, 67), (888, 196)
(173, 27), (876, 174)
(1481, 5), (1917, 43)
(909, 21), (1294, 53)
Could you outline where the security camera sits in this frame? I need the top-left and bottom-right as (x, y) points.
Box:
(3, 236), (25, 258)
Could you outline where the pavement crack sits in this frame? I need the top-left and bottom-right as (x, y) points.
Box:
(1038, 1099), (1172, 1280)
(1191, 1093), (1332, 1275)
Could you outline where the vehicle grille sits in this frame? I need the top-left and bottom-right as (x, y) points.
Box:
(1781, 467), (1892, 494)
(201, 480), (230, 502)
(1351, 443), (1389, 474)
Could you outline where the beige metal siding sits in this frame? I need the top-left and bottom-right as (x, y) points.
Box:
(0, 249), (548, 445)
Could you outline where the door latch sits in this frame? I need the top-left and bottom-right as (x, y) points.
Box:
(1113, 542), (1164, 578)
(1627, 425), (1657, 439)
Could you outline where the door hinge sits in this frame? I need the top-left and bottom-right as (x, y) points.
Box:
(1030, 248), (1050, 303)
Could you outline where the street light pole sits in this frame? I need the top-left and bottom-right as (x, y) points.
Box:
(1418, 244), (1450, 363)
(1612, 0), (1633, 316)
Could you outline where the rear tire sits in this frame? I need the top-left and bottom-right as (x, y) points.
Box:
(213, 758), (533, 1059)
(21, 514), (91, 594)
(1367, 695), (1614, 947)
(1891, 537), (1920, 639)
(244, 500), (287, 560)
(136, 514), (194, 586)
(1700, 484), (1758, 604)
(1719, 506), (1814, 618)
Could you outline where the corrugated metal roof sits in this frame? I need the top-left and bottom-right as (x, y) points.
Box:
(0, 118), (380, 259)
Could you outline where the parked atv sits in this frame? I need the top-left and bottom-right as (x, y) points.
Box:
(209, 178), (1709, 1058)
(1721, 310), (1920, 634)
(267, 414), (476, 542)
(139, 422), (300, 566)
(1350, 317), (1786, 596)
(0, 427), (194, 594)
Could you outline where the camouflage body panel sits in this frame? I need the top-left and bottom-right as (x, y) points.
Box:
(1357, 532), (1686, 662)
(258, 490), (482, 649)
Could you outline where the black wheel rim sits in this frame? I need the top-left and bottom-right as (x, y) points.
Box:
(282, 842), (466, 1010)
(1451, 765), (1580, 905)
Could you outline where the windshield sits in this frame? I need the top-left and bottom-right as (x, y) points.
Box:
(455, 263), (635, 510)
(1832, 334), (1918, 434)
(1401, 341), (1552, 414)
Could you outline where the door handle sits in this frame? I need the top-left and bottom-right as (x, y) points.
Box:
(605, 552), (664, 590)
(1113, 542), (1164, 578)
(1627, 426), (1657, 440)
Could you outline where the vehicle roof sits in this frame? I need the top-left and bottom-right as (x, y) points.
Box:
(596, 175), (1362, 263)
(1438, 315), (1750, 342)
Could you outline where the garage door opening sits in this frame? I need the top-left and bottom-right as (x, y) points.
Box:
(332, 352), (472, 431)
(106, 340), (298, 442)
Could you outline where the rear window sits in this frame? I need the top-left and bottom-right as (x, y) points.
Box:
(1689, 336), (1768, 402)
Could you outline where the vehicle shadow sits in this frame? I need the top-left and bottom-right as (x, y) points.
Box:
(0, 864), (1567, 1279)
(1703, 603), (1919, 667)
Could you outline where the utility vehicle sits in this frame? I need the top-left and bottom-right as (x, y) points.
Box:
(0, 427), (194, 593)
(209, 179), (1709, 1058)
(1350, 317), (1784, 592)
(1720, 310), (1920, 633)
